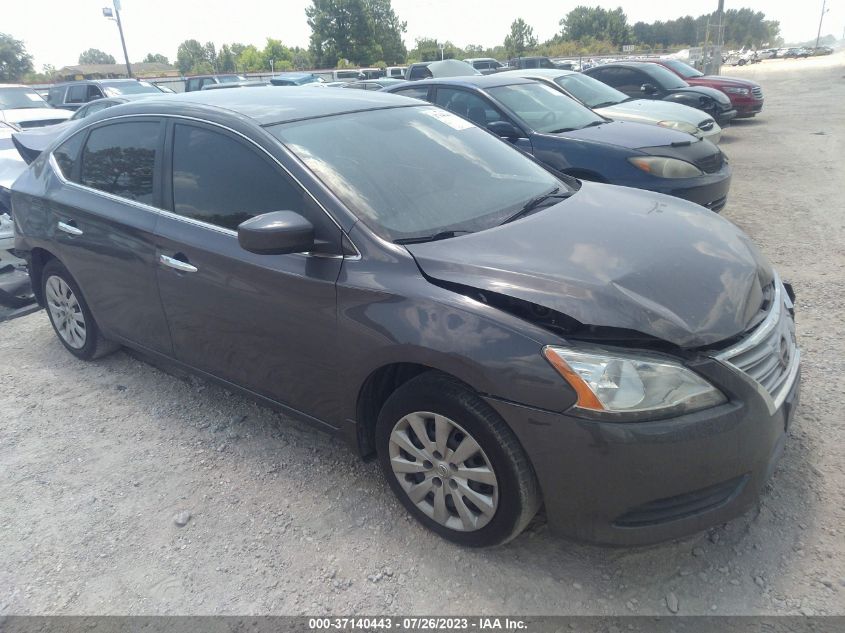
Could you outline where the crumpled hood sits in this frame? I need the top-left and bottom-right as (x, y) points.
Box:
(1, 107), (72, 126)
(598, 99), (714, 128)
(554, 120), (697, 151)
(407, 182), (773, 348)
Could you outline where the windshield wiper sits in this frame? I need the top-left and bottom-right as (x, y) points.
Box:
(499, 187), (570, 225)
(580, 120), (606, 128)
(591, 100), (621, 108)
(548, 127), (576, 134)
(394, 230), (472, 245)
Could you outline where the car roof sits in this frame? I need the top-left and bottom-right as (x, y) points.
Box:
(273, 72), (315, 78)
(391, 75), (537, 89)
(52, 78), (150, 87)
(497, 69), (576, 79)
(109, 85), (423, 126)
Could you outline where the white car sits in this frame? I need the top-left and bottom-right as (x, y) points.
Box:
(0, 84), (72, 129)
(497, 68), (722, 143)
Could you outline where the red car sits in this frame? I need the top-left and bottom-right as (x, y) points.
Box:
(648, 59), (764, 118)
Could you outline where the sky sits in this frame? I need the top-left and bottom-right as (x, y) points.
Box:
(4, 0), (842, 70)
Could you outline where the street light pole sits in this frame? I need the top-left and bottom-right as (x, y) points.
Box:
(103, 0), (132, 77)
(815, 0), (829, 50)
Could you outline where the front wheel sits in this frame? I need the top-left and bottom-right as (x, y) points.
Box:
(376, 372), (541, 547)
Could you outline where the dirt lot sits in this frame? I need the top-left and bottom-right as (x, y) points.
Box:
(1, 55), (844, 616)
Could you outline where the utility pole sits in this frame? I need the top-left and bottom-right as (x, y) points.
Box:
(103, 0), (132, 77)
(815, 0), (828, 50)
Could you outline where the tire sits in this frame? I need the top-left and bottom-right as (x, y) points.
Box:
(42, 259), (119, 361)
(376, 371), (541, 547)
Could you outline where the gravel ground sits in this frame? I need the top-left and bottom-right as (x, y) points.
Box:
(1, 56), (844, 616)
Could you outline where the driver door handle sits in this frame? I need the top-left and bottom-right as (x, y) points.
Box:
(159, 254), (198, 273)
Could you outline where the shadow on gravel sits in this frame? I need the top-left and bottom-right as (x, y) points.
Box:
(110, 343), (814, 601)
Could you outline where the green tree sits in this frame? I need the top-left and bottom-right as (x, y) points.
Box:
(504, 18), (538, 58)
(368, 0), (407, 64)
(263, 38), (293, 70)
(216, 45), (236, 73)
(559, 6), (630, 48)
(0, 33), (34, 81)
(236, 45), (265, 72)
(409, 37), (462, 62)
(142, 53), (169, 65)
(306, 0), (405, 67)
(176, 39), (206, 74)
(78, 48), (116, 65)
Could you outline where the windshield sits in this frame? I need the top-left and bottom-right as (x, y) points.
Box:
(218, 75), (246, 83)
(643, 64), (689, 89)
(553, 73), (628, 108)
(661, 59), (704, 79)
(101, 81), (161, 96)
(487, 82), (604, 133)
(0, 87), (49, 110)
(269, 106), (568, 242)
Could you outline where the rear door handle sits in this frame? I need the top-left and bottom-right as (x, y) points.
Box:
(57, 221), (83, 236)
(159, 254), (198, 273)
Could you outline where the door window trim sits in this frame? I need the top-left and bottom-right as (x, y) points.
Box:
(47, 112), (358, 258)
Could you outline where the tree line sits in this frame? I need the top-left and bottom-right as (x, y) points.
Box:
(1, 4), (786, 82)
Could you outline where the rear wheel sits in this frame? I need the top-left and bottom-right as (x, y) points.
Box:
(42, 259), (118, 361)
(376, 371), (540, 547)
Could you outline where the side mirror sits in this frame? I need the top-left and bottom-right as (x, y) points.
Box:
(237, 211), (315, 255)
(641, 83), (659, 95)
(487, 120), (522, 139)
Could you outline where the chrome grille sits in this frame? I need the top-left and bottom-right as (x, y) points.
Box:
(751, 86), (763, 99)
(715, 276), (800, 414)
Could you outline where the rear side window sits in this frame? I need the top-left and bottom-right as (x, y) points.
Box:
(171, 124), (311, 232)
(53, 133), (85, 180)
(80, 121), (161, 204)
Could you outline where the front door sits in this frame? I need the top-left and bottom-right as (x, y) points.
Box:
(153, 120), (344, 421)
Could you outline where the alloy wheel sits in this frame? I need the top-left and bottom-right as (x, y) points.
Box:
(45, 275), (87, 349)
(388, 411), (499, 531)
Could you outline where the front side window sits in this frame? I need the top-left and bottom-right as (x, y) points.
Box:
(488, 82), (604, 133)
(80, 121), (160, 204)
(434, 88), (504, 128)
(269, 106), (569, 242)
(640, 65), (688, 90)
(171, 124), (312, 232)
(66, 85), (88, 104)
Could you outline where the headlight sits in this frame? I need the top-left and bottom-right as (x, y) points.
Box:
(656, 120), (699, 136)
(543, 346), (726, 419)
(724, 87), (749, 95)
(628, 156), (703, 178)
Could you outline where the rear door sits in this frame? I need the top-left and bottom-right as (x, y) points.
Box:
(154, 120), (344, 420)
(44, 118), (172, 353)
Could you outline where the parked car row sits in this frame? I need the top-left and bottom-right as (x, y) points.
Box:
(5, 84), (800, 548)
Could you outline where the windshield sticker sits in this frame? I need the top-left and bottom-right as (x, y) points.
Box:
(422, 108), (475, 131)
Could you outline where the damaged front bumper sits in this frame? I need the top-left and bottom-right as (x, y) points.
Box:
(484, 356), (799, 545)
